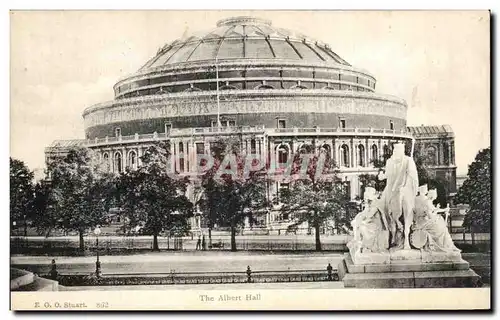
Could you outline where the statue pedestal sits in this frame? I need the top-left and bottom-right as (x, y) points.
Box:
(338, 249), (481, 288)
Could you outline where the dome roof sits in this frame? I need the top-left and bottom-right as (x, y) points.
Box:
(139, 16), (351, 71)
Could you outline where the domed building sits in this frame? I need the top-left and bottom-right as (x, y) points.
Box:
(47, 16), (454, 233)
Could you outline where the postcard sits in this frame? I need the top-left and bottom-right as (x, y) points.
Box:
(10, 10), (491, 311)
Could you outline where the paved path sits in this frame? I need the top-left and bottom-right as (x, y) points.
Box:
(12, 251), (344, 275)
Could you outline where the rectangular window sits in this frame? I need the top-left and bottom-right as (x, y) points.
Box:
(196, 143), (204, 155)
(343, 181), (351, 198)
(390, 121), (394, 130)
(165, 123), (172, 135)
(211, 121), (217, 127)
(277, 119), (286, 129)
(228, 120), (236, 127)
(115, 128), (121, 137)
(340, 119), (346, 129)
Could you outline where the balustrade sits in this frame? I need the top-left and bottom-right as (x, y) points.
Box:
(84, 126), (412, 147)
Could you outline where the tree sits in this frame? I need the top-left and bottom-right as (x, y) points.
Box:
(10, 158), (35, 236)
(117, 141), (193, 251)
(412, 147), (449, 207)
(196, 138), (234, 247)
(31, 181), (59, 237)
(45, 147), (115, 250)
(198, 138), (267, 251)
(455, 147), (491, 232)
(280, 145), (349, 251)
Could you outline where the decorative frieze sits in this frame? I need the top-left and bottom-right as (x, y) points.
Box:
(83, 93), (407, 128)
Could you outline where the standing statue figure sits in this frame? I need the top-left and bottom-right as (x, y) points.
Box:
(378, 143), (419, 250)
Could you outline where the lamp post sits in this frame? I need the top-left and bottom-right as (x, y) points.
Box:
(23, 214), (27, 237)
(342, 176), (350, 233)
(94, 226), (101, 277)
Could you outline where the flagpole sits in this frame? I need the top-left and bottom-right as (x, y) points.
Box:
(216, 57), (221, 128)
(411, 137), (415, 158)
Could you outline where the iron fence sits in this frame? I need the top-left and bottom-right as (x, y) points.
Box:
(43, 262), (339, 287)
(11, 231), (489, 254)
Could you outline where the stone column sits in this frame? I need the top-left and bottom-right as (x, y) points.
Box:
(170, 141), (176, 173)
(108, 149), (113, 172)
(138, 147), (143, 167)
(269, 140), (276, 172)
(204, 141), (210, 155)
(332, 137), (337, 167)
(438, 143), (443, 166)
(350, 138), (354, 168)
(260, 137), (265, 168)
(122, 147), (126, 172)
(450, 141), (455, 165)
(175, 141), (181, 173)
(365, 138), (369, 167)
(378, 139), (382, 161)
(189, 140), (196, 173)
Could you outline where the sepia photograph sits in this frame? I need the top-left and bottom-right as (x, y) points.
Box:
(9, 10), (491, 310)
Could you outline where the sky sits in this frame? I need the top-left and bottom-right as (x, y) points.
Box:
(10, 10), (490, 176)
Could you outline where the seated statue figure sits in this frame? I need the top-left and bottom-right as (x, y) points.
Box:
(350, 187), (390, 253)
(411, 188), (460, 253)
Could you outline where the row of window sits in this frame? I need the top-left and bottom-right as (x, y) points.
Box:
(101, 139), (263, 174)
(275, 143), (393, 168)
(116, 69), (376, 96)
(99, 139), (403, 174)
(117, 81), (373, 99)
(101, 150), (137, 173)
(422, 143), (453, 166)
(111, 120), (396, 138)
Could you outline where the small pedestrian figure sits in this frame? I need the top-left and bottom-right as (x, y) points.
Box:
(196, 236), (201, 250)
(202, 235), (206, 251)
(49, 259), (58, 279)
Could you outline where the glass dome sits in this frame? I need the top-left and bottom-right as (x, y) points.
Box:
(138, 16), (351, 71)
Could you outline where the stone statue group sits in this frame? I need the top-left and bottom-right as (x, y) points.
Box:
(350, 143), (460, 254)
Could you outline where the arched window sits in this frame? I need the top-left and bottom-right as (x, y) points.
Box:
(319, 144), (331, 160)
(277, 144), (289, 165)
(179, 142), (185, 172)
(357, 145), (365, 167)
(220, 85), (237, 90)
(250, 139), (256, 154)
(114, 152), (123, 173)
(255, 84), (275, 90)
(103, 153), (110, 171)
(128, 151), (137, 170)
(383, 144), (391, 158)
(426, 146), (438, 165)
(184, 85), (202, 92)
(156, 87), (170, 94)
(340, 144), (350, 167)
(290, 85), (307, 89)
(371, 144), (378, 164)
(443, 142), (450, 165)
(165, 123), (172, 135)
